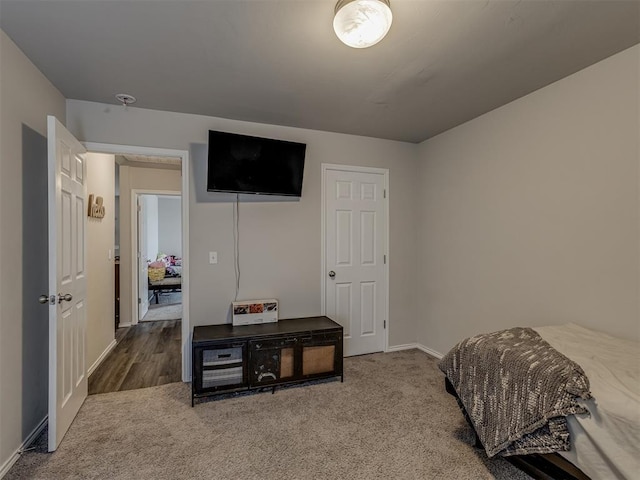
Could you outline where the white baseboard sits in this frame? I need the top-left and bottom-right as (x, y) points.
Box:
(386, 342), (443, 359)
(88, 338), (117, 377)
(416, 343), (443, 359)
(0, 415), (47, 479)
(118, 322), (132, 328)
(386, 343), (418, 352)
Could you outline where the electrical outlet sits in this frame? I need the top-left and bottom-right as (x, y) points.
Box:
(209, 251), (218, 264)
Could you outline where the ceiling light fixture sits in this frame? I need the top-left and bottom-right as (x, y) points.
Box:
(333, 0), (393, 49)
(115, 93), (136, 107)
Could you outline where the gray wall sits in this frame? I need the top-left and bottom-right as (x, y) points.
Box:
(66, 100), (420, 348)
(158, 196), (182, 255)
(0, 30), (66, 472)
(142, 194), (159, 261)
(415, 44), (640, 355)
(20, 125), (48, 459)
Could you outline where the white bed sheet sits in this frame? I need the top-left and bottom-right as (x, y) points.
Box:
(533, 323), (640, 480)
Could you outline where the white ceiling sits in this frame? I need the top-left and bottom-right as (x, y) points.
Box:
(1, 0), (638, 143)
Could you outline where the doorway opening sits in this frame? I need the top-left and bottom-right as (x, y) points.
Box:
(137, 192), (182, 323)
(86, 148), (190, 395)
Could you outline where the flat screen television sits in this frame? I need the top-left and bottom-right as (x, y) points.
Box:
(207, 130), (306, 196)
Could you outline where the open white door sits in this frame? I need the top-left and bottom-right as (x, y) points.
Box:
(47, 116), (88, 451)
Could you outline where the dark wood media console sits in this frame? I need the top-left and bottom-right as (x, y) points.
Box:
(191, 316), (343, 406)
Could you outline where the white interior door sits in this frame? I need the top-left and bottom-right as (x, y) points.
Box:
(137, 196), (149, 321)
(47, 116), (88, 451)
(324, 166), (388, 356)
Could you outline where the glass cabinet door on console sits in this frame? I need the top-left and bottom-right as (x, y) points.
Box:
(249, 337), (296, 386)
(301, 332), (342, 378)
(193, 343), (247, 393)
(248, 331), (343, 388)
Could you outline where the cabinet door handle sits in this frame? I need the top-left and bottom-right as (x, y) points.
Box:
(299, 336), (312, 342)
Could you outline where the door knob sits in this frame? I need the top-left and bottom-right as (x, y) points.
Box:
(39, 295), (55, 305)
(58, 293), (73, 303)
(328, 271), (336, 279)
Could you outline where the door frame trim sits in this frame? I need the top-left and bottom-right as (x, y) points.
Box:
(131, 189), (181, 326)
(83, 142), (191, 382)
(320, 163), (390, 354)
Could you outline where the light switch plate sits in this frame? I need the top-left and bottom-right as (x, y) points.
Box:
(209, 251), (218, 264)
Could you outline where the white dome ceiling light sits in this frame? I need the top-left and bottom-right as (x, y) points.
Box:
(333, 0), (393, 49)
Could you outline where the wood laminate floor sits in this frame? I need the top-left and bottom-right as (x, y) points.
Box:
(89, 319), (181, 395)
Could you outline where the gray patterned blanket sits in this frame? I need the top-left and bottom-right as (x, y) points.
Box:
(439, 327), (591, 457)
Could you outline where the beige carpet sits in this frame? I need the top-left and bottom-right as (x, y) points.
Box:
(7, 350), (531, 480)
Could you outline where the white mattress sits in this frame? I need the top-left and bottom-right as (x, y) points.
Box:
(533, 323), (640, 480)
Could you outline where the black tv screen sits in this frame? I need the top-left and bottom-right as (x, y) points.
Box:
(207, 130), (306, 196)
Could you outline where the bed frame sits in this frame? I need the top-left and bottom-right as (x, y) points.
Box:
(444, 378), (591, 480)
(148, 276), (181, 304)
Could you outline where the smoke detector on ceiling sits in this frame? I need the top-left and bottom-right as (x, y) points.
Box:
(115, 93), (136, 106)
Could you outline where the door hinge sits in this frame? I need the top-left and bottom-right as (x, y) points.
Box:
(384, 320), (386, 329)
(383, 189), (386, 198)
(138, 298), (141, 304)
(384, 254), (386, 264)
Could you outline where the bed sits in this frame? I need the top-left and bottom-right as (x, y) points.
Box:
(439, 323), (639, 480)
